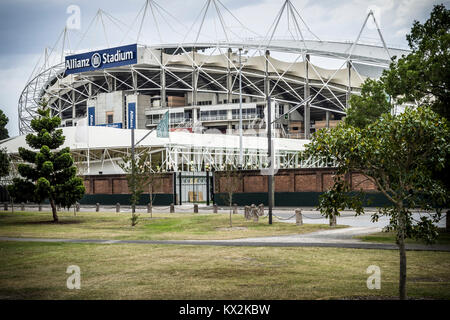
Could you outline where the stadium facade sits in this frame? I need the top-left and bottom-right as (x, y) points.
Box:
(2, 0), (410, 205)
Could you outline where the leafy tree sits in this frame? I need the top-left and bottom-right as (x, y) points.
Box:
(304, 107), (449, 300)
(382, 3), (450, 213)
(119, 152), (163, 225)
(345, 78), (391, 128)
(7, 102), (85, 222)
(0, 110), (9, 141)
(382, 4), (450, 120)
(0, 148), (9, 178)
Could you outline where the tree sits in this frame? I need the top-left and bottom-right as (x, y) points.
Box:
(218, 164), (243, 228)
(345, 78), (392, 128)
(7, 102), (85, 222)
(0, 148), (9, 178)
(119, 152), (163, 225)
(304, 107), (449, 300)
(0, 110), (9, 141)
(382, 3), (450, 221)
(382, 4), (449, 120)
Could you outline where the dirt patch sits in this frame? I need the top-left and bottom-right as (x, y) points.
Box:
(216, 227), (248, 231)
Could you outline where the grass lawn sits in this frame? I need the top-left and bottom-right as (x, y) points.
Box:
(0, 211), (345, 241)
(356, 229), (450, 245)
(0, 241), (449, 299)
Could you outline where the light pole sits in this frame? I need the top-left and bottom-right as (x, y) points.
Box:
(131, 125), (136, 213)
(239, 48), (243, 167)
(267, 96), (273, 225)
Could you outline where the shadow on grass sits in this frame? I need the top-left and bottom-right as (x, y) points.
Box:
(6, 220), (84, 226)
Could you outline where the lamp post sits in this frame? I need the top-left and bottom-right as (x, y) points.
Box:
(239, 48), (243, 167)
(267, 96), (273, 225)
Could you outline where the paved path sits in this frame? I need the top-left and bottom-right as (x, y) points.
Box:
(1, 234), (449, 251)
(2, 206), (448, 251)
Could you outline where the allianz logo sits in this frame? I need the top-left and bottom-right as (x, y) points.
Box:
(66, 49), (134, 70)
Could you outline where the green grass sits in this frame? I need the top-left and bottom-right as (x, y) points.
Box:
(356, 229), (450, 245)
(0, 241), (449, 299)
(0, 211), (346, 241)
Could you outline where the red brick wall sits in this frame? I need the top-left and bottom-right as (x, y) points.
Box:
(294, 174), (317, 191)
(275, 174), (293, 192)
(93, 179), (111, 194)
(321, 174), (335, 191)
(214, 169), (378, 194)
(112, 179), (128, 194)
(243, 176), (266, 192)
(351, 173), (377, 191)
(84, 173), (174, 195)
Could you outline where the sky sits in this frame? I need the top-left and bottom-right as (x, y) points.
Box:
(0, 0), (446, 137)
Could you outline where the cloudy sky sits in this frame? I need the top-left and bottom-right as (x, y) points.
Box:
(0, 0), (445, 137)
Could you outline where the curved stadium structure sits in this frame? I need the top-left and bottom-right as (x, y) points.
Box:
(3, 0), (410, 204)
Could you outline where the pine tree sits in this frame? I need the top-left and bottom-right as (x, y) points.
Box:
(8, 102), (85, 222)
(0, 109), (9, 140)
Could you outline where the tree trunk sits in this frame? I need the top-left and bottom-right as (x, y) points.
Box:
(149, 184), (153, 219)
(229, 193), (232, 228)
(446, 210), (450, 232)
(50, 199), (58, 223)
(398, 208), (407, 300)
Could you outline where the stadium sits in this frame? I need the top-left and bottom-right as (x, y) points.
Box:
(2, 0), (410, 205)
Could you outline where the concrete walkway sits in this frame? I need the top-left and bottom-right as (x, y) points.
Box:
(2, 205), (448, 251)
(1, 233), (449, 251)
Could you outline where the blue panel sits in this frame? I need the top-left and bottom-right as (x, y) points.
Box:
(88, 107), (95, 126)
(65, 44), (138, 75)
(128, 102), (136, 129)
(97, 123), (123, 128)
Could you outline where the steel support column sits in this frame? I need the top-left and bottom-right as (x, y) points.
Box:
(160, 50), (166, 108)
(346, 60), (352, 108)
(304, 54), (310, 139)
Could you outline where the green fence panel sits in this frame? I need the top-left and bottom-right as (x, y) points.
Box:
(215, 192), (390, 207)
(79, 194), (173, 206)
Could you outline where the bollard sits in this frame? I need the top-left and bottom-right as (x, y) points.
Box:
(258, 204), (264, 216)
(96, 203), (100, 212)
(20, 202), (25, 211)
(251, 204), (256, 220)
(76, 202), (80, 212)
(244, 206), (250, 219)
(295, 208), (303, 226)
(4, 203), (8, 211)
(170, 203), (175, 213)
(194, 204), (198, 213)
(147, 203), (152, 214)
(213, 204), (218, 213)
(116, 203), (120, 213)
(252, 204), (258, 222)
(38, 203), (42, 212)
(233, 203), (238, 215)
(329, 214), (337, 227)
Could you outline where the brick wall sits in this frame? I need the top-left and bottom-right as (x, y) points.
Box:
(215, 168), (378, 193)
(84, 173), (174, 195)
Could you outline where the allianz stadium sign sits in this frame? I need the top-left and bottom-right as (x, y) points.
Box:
(65, 44), (137, 75)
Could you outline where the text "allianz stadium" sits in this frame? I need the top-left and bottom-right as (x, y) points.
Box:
(66, 50), (134, 69)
